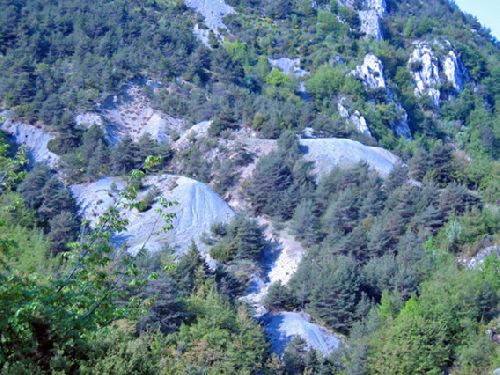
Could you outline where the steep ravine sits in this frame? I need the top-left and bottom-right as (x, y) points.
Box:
(239, 217), (342, 356)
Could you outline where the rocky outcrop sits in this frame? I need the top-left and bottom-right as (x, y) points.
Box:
(408, 41), (467, 106)
(443, 50), (465, 92)
(0, 110), (59, 168)
(338, 98), (372, 137)
(300, 138), (400, 178)
(359, 0), (386, 40)
(185, 0), (236, 43)
(268, 58), (309, 78)
(77, 85), (186, 144)
(264, 312), (341, 356)
(353, 53), (386, 89)
(351, 54), (411, 139)
(458, 245), (499, 270)
(338, 0), (386, 39)
(70, 175), (235, 265)
(359, 10), (383, 40)
(409, 43), (442, 106)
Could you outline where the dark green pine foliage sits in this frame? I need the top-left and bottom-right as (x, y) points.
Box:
(263, 281), (298, 312)
(310, 255), (360, 332)
(246, 151), (294, 216)
(235, 217), (266, 260)
(174, 242), (208, 296)
(291, 199), (321, 246)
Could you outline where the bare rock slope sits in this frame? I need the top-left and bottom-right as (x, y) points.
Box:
(0, 110), (59, 168)
(71, 175), (235, 263)
(300, 138), (400, 178)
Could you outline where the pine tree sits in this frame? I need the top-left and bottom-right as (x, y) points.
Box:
(291, 199), (321, 246)
(38, 176), (77, 230)
(409, 149), (428, 182)
(235, 217), (266, 260)
(310, 256), (360, 332)
(175, 242), (208, 295)
(48, 211), (80, 255)
(246, 151), (293, 216)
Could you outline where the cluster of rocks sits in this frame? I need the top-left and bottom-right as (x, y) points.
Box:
(185, 0), (236, 45)
(458, 245), (499, 270)
(348, 54), (411, 138)
(338, 97), (372, 137)
(339, 0), (387, 40)
(408, 41), (467, 106)
(268, 58), (309, 78)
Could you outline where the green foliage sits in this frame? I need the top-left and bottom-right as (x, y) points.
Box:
(209, 216), (267, 263)
(309, 255), (361, 332)
(306, 65), (363, 103)
(264, 281), (298, 312)
(168, 282), (268, 373)
(368, 263), (499, 374)
(0, 163), (175, 372)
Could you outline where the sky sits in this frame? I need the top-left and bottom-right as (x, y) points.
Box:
(453, 0), (500, 40)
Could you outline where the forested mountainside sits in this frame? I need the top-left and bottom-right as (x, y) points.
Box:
(0, 0), (499, 373)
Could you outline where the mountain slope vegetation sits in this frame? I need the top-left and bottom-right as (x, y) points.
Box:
(0, 0), (499, 373)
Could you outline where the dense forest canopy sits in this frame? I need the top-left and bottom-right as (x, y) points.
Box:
(0, 0), (499, 373)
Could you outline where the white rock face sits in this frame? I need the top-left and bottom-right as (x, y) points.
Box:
(339, 0), (386, 39)
(300, 138), (400, 178)
(193, 23), (211, 47)
(443, 51), (464, 92)
(0, 110), (59, 168)
(268, 58), (309, 78)
(409, 42), (467, 106)
(337, 99), (372, 137)
(351, 111), (371, 136)
(351, 55), (411, 139)
(366, 0), (386, 16)
(360, 0), (386, 39)
(70, 175), (235, 263)
(264, 312), (341, 356)
(185, 0), (236, 37)
(409, 44), (441, 106)
(353, 53), (386, 89)
(359, 10), (383, 40)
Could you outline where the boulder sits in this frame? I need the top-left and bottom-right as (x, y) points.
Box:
(337, 98), (372, 137)
(70, 175), (235, 265)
